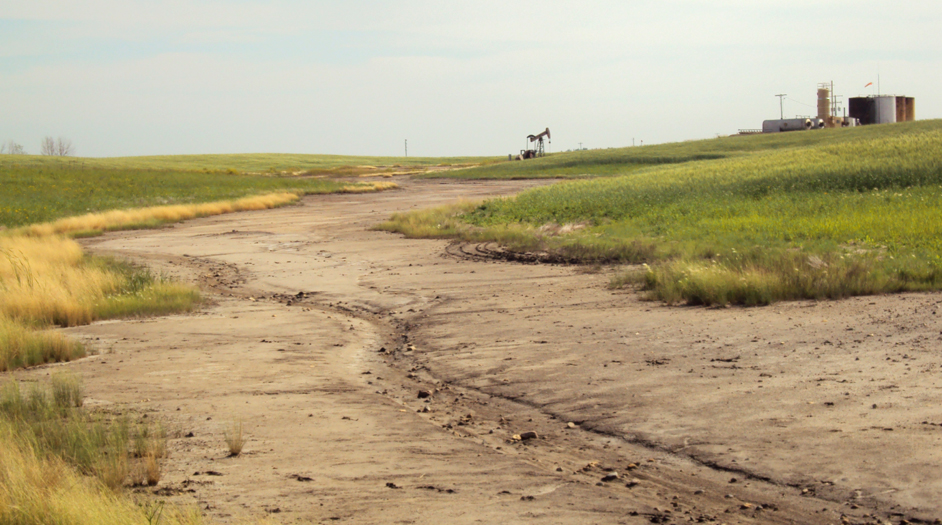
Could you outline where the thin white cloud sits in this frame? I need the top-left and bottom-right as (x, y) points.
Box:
(1, 1), (940, 156)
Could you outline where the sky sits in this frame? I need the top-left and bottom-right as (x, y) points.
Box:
(2, 1), (941, 158)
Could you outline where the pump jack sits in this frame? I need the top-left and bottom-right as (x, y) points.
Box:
(518, 128), (550, 159)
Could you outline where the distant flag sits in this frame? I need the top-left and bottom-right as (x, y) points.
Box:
(865, 82), (874, 88)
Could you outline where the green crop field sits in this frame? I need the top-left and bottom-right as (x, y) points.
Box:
(381, 120), (942, 305)
(0, 165), (368, 229)
(0, 152), (497, 174)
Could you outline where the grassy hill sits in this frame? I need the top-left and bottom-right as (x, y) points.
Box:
(422, 120), (942, 179)
(381, 120), (942, 305)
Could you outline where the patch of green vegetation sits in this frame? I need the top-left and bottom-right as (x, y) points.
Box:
(0, 166), (347, 228)
(0, 373), (202, 524)
(91, 256), (202, 321)
(423, 120), (942, 179)
(0, 317), (85, 372)
(381, 120), (942, 305)
(0, 152), (496, 173)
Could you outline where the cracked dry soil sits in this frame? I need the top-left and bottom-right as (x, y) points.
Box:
(13, 178), (942, 524)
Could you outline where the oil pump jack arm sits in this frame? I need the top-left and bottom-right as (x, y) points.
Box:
(528, 128), (551, 142)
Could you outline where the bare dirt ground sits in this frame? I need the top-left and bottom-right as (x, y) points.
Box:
(13, 178), (942, 524)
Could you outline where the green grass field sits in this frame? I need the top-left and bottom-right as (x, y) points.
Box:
(381, 120), (942, 305)
(422, 120), (942, 179)
(0, 165), (359, 228)
(0, 152), (496, 173)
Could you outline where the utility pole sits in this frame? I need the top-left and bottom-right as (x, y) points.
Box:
(775, 94), (787, 119)
(405, 139), (408, 157)
(578, 142), (583, 150)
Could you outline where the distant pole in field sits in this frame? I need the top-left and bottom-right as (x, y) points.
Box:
(775, 94), (787, 119)
(578, 142), (583, 150)
(405, 139), (408, 157)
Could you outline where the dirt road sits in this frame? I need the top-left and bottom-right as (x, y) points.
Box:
(19, 178), (942, 524)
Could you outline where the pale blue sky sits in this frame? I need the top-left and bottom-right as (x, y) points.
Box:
(2, 1), (940, 157)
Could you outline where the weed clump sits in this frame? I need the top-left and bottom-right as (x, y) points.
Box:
(0, 376), (201, 524)
(224, 420), (245, 457)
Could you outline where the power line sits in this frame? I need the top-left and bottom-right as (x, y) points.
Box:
(786, 97), (815, 108)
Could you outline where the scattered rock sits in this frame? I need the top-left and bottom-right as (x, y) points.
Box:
(601, 473), (620, 482)
(518, 431), (538, 440)
(520, 495), (535, 501)
(625, 479), (640, 488)
(386, 482), (401, 489)
(417, 485), (456, 493)
(729, 477), (738, 483)
(417, 390), (432, 399)
(567, 422), (577, 429)
(290, 474), (314, 482)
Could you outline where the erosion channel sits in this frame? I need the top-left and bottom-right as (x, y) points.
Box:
(21, 178), (942, 524)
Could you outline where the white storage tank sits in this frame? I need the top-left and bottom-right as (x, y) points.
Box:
(762, 118), (813, 133)
(874, 96), (897, 124)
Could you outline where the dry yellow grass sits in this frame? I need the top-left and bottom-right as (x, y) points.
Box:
(19, 192), (301, 237)
(341, 181), (399, 193)
(14, 185), (395, 238)
(0, 234), (199, 370)
(224, 420), (246, 457)
(1, 236), (123, 326)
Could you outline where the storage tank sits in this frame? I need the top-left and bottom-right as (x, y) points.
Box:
(762, 118), (813, 133)
(874, 96), (897, 124)
(817, 88), (831, 120)
(848, 96), (914, 125)
(898, 97), (915, 121)
(849, 97), (875, 125)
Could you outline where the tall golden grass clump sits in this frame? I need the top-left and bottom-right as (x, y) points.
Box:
(1, 235), (120, 326)
(0, 235), (199, 370)
(20, 192), (301, 237)
(1, 235), (199, 328)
